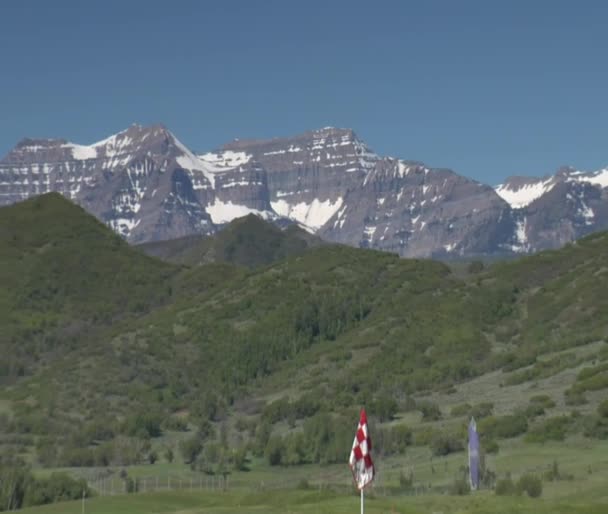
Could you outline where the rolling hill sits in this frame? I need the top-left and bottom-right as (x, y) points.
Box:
(0, 193), (607, 507)
(137, 214), (324, 268)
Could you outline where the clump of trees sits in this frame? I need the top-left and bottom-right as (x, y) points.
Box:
(0, 454), (89, 511)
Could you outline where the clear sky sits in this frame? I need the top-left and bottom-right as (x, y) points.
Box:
(1, 0), (607, 185)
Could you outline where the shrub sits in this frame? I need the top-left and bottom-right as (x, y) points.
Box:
(479, 413), (528, 440)
(297, 478), (310, 490)
(529, 395), (556, 409)
(148, 451), (158, 464)
(467, 260), (484, 274)
(123, 412), (162, 438)
(413, 427), (437, 447)
(399, 470), (414, 491)
(525, 416), (571, 443)
(471, 402), (494, 419)
(419, 401), (442, 421)
(431, 433), (464, 457)
(265, 436), (285, 466)
(517, 473), (542, 498)
(484, 439), (500, 454)
(523, 403), (545, 420)
(372, 394), (398, 422)
(179, 436), (202, 464)
(583, 415), (608, 439)
(23, 473), (90, 507)
(495, 476), (516, 496)
(124, 476), (138, 493)
(598, 399), (608, 418)
(450, 403), (471, 417)
(564, 390), (587, 406)
(450, 477), (470, 495)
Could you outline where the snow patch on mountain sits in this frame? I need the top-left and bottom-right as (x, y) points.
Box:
(171, 132), (220, 188)
(271, 197), (343, 231)
(495, 178), (556, 208)
(62, 144), (98, 160)
(198, 150), (252, 169)
(568, 168), (608, 188)
(206, 199), (274, 224)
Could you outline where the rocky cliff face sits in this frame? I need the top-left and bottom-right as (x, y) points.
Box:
(495, 167), (608, 253)
(1, 123), (606, 257)
(0, 124), (277, 244)
(216, 127), (515, 257)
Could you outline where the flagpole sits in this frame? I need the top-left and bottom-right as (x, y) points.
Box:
(360, 488), (364, 514)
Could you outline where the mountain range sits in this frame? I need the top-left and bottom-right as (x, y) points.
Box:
(2, 123), (607, 257)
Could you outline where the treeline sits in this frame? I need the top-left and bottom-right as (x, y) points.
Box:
(0, 455), (89, 511)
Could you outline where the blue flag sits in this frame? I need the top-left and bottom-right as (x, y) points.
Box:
(468, 417), (480, 490)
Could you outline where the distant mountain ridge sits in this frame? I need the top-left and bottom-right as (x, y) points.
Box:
(2, 123), (608, 257)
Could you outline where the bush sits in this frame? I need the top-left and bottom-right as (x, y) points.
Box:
(484, 439), (500, 454)
(372, 394), (398, 422)
(517, 473), (542, 498)
(471, 402), (494, 419)
(297, 478), (310, 490)
(523, 403), (545, 420)
(24, 473), (90, 507)
(525, 416), (571, 443)
(123, 412), (162, 438)
(529, 395), (556, 409)
(583, 415), (608, 439)
(543, 460), (572, 481)
(450, 403), (471, 417)
(399, 470), (414, 491)
(179, 436), (202, 464)
(598, 399), (608, 418)
(124, 476), (138, 493)
(431, 433), (464, 457)
(479, 414), (527, 440)
(413, 427), (437, 447)
(495, 476), (516, 496)
(450, 477), (470, 495)
(418, 401), (442, 421)
(468, 260), (484, 274)
(265, 436), (285, 466)
(564, 390), (587, 406)
(374, 424), (412, 456)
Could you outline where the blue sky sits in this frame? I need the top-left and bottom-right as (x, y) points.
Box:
(1, 0), (607, 184)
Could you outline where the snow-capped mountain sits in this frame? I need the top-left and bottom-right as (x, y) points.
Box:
(495, 167), (608, 252)
(1, 123), (606, 257)
(0, 124), (277, 243)
(218, 128), (513, 257)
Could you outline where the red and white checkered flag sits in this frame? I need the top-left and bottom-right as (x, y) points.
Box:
(349, 408), (375, 490)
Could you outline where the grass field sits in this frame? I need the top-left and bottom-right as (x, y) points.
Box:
(22, 438), (608, 513)
(16, 488), (608, 514)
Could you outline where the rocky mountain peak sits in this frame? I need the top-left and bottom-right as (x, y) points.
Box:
(3, 123), (608, 258)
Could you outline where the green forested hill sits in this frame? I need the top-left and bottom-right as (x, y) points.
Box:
(0, 194), (178, 379)
(137, 214), (324, 268)
(0, 193), (607, 482)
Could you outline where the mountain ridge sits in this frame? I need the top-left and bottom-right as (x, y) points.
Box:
(2, 123), (608, 257)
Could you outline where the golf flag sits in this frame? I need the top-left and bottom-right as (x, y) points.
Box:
(349, 408), (375, 490)
(468, 416), (480, 490)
